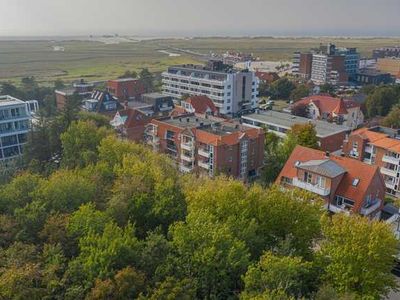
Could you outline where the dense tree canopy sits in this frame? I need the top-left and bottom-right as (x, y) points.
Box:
(0, 112), (397, 299)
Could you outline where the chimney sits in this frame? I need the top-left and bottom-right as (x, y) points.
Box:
(325, 151), (330, 158)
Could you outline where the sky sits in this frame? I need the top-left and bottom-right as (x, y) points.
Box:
(0, 0), (399, 37)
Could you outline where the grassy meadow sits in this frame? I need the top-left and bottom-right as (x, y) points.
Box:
(0, 36), (399, 85)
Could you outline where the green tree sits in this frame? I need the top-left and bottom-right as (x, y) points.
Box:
(107, 153), (186, 236)
(87, 266), (146, 300)
(72, 222), (140, 283)
(77, 111), (111, 128)
(143, 276), (196, 300)
(0, 172), (43, 214)
(269, 78), (296, 100)
(286, 123), (319, 150)
(382, 104), (400, 128)
(241, 251), (316, 299)
(33, 169), (96, 213)
(168, 210), (250, 299)
(365, 86), (399, 117)
(290, 84), (309, 102)
(140, 68), (154, 92)
(319, 83), (335, 96)
(118, 70), (138, 79)
(60, 120), (112, 169)
(54, 79), (65, 90)
(319, 214), (397, 299)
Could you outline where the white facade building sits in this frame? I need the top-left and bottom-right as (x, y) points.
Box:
(162, 64), (259, 116)
(0, 95), (35, 164)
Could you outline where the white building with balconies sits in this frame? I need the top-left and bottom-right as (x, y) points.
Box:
(0, 95), (36, 165)
(162, 63), (259, 116)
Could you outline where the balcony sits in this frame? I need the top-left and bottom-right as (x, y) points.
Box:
(381, 167), (398, 178)
(181, 153), (194, 162)
(360, 200), (382, 216)
(326, 203), (351, 215)
(292, 177), (330, 196)
(383, 155), (400, 165)
(179, 164), (193, 173)
(198, 161), (210, 170)
(385, 180), (396, 190)
(181, 141), (194, 151)
(198, 148), (211, 158)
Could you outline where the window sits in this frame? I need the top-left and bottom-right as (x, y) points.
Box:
(352, 178), (360, 186)
(304, 172), (312, 183)
(317, 176), (326, 188)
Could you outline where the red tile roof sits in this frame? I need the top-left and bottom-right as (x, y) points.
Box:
(118, 108), (150, 128)
(195, 126), (263, 146)
(185, 96), (219, 115)
(276, 145), (384, 210)
(332, 98), (348, 115)
(255, 71), (280, 83)
(170, 106), (187, 117)
(295, 95), (359, 116)
(351, 127), (400, 153)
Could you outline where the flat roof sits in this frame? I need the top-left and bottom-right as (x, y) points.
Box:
(0, 95), (25, 107)
(109, 77), (138, 82)
(242, 110), (350, 138)
(163, 115), (215, 129)
(142, 92), (170, 99)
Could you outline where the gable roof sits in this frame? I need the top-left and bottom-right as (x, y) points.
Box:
(296, 95), (359, 116)
(255, 71), (280, 83)
(276, 145), (384, 207)
(185, 96), (219, 115)
(351, 127), (400, 154)
(117, 108), (150, 128)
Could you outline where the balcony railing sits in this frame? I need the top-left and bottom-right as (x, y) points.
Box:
(381, 167), (398, 178)
(198, 161), (210, 170)
(181, 153), (194, 162)
(198, 148), (211, 158)
(181, 142), (194, 151)
(385, 180), (396, 190)
(360, 200), (382, 216)
(179, 164), (193, 173)
(383, 155), (400, 165)
(292, 177), (330, 196)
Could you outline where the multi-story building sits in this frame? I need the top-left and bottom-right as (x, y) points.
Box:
(295, 44), (360, 85)
(343, 126), (400, 198)
(293, 95), (364, 129)
(0, 95), (35, 164)
(355, 69), (393, 85)
(144, 114), (264, 180)
(373, 46), (400, 59)
(311, 53), (348, 85)
(292, 52), (313, 79)
(241, 110), (350, 152)
(107, 78), (145, 101)
(276, 145), (385, 219)
(162, 61), (259, 116)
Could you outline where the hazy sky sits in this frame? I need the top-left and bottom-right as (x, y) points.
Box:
(1, 0), (399, 36)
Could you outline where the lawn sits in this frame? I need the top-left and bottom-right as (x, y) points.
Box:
(0, 36), (399, 85)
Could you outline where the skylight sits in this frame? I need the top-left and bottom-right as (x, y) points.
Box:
(352, 178), (360, 187)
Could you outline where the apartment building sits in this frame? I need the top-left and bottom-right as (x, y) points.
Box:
(373, 46), (400, 59)
(293, 95), (364, 129)
(311, 54), (348, 85)
(277, 145), (385, 219)
(241, 110), (350, 152)
(107, 78), (145, 101)
(294, 44), (360, 85)
(144, 114), (264, 180)
(343, 127), (400, 198)
(292, 52), (313, 79)
(0, 95), (35, 164)
(162, 61), (259, 116)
